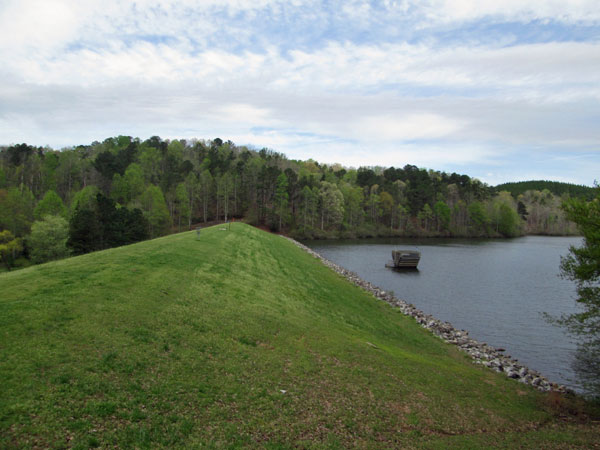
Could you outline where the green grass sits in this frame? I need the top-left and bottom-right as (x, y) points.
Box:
(1, 223), (598, 448)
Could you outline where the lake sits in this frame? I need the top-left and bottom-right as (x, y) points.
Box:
(305, 236), (583, 391)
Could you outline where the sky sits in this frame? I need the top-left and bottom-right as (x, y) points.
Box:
(0, 0), (599, 186)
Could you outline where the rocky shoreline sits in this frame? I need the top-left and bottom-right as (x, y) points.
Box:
(283, 235), (569, 394)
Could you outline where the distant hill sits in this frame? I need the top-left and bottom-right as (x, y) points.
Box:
(495, 180), (596, 200)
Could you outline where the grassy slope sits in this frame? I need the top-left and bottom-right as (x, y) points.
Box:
(0, 223), (597, 448)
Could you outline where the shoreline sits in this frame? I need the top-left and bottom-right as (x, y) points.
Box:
(287, 227), (580, 241)
(282, 234), (569, 394)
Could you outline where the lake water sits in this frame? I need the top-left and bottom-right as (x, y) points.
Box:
(305, 236), (584, 391)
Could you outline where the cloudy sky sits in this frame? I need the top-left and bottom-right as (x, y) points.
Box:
(1, 0), (599, 186)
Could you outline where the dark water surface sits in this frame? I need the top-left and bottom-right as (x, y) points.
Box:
(305, 236), (583, 391)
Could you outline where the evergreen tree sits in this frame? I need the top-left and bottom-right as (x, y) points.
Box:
(67, 193), (149, 254)
(517, 200), (529, 220)
(68, 208), (102, 255)
(119, 208), (149, 244)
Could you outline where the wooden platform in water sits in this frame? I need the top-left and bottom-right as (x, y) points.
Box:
(386, 250), (421, 269)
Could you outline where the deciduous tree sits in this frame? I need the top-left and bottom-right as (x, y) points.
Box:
(433, 200), (451, 232)
(274, 172), (289, 231)
(0, 230), (23, 270)
(558, 189), (600, 395)
(34, 190), (67, 220)
(28, 215), (70, 263)
(0, 187), (35, 236)
(175, 183), (191, 231)
(489, 192), (521, 237)
(319, 182), (343, 230)
(141, 185), (171, 237)
(468, 201), (489, 235)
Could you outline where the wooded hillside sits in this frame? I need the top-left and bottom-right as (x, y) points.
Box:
(0, 136), (578, 269)
(495, 181), (595, 200)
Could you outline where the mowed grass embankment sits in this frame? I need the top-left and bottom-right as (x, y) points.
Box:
(0, 223), (597, 448)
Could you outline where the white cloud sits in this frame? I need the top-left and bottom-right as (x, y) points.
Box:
(214, 104), (277, 127)
(3, 0), (598, 60)
(1, 0), (599, 184)
(412, 0), (600, 25)
(9, 37), (600, 105)
(0, 0), (78, 52)
(356, 113), (463, 141)
(282, 140), (502, 171)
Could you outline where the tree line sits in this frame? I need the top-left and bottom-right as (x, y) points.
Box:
(0, 136), (580, 269)
(496, 180), (596, 200)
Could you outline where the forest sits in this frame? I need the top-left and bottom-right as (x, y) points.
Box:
(0, 136), (581, 269)
(495, 180), (596, 200)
